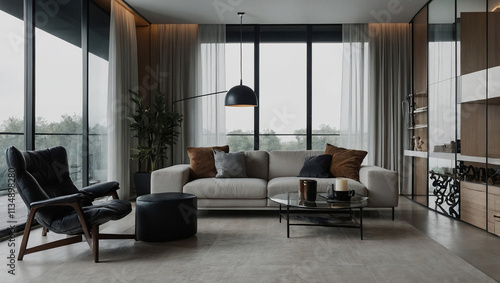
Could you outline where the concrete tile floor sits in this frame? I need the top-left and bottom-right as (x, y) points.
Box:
(1, 196), (499, 282)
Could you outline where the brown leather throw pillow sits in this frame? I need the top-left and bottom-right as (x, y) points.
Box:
(186, 145), (229, 179)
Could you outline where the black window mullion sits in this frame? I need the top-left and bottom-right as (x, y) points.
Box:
(24, 0), (34, 150)
(82, 0), (89, 187)
(254, 25), (260, 150)
(306, 25), (312, 150)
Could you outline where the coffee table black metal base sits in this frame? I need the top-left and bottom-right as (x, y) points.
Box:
(278, 204), (364, 239)
(270, 192), (367, 240)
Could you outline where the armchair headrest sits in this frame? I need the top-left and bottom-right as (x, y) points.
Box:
(6, 146), (80, 199)
(6, 146), (26, 171)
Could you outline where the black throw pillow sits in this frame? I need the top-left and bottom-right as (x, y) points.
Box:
(298, 154), (333, 178)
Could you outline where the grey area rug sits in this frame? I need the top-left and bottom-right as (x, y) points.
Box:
(3, 210), (495, 283)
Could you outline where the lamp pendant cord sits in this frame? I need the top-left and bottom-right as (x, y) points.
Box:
(239, 13), (243, 85)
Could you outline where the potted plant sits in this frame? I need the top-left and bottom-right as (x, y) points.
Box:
(128, 90), (183, 196)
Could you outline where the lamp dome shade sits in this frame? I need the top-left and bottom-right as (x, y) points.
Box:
(225, 84), (258, 107)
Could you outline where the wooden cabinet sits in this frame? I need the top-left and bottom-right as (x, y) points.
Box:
(488, 186), (500, 236)
(413, 157), (428, 206)
(461, 181), (486, 230)
(460, 13), (487, 76)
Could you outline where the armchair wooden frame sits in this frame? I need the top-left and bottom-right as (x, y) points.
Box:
(40, 190), (119, 236)
(19, 193), (135, 263)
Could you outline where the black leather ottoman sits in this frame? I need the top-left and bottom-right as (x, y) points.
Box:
(135, 192), (197, 242)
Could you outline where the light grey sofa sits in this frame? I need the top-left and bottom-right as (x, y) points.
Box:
(151, 150), (398, 215)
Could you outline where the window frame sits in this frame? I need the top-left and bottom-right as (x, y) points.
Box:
(226, 24), (342, 150)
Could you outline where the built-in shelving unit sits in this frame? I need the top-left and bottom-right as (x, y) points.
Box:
(403, 4), (428, 206)
(404, 0), (500, 236)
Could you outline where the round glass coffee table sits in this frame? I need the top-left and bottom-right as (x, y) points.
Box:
(270, 192), (368, 239)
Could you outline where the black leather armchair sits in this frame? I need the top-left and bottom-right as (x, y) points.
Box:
(6, 146), (135, 262)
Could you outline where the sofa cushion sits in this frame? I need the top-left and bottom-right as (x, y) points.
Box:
(244, 151), (269, 180)
(267, 177), (367, 199)
(324, 144), (367, 181)
(198, 198), (267, 208)
(183, 178), (267, 199)
(214, 151), (247, 178)
(187, 145), (229, 179)
(298, 154), (333, 178)
(268, 150), (323, 180)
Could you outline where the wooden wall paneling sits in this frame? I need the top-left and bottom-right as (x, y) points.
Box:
(460, 103), (487, 157)
(414, 96), (428, 109)
(460, 181), (487, 229)
(136, 26), (151, 98)
(413, 157), (428, 206)
(488, 104), (500, 158)
(460, 12), (487, 76)
(413, 128), (428, 152)
(488, 12), (500, 69)
(402, 156), (413, 196)
(413, 111), (427, 126)
(149, 25), (159, 95)
(413, 6), (428, 94)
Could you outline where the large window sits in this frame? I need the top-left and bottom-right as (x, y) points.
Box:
(88, 2), (110, 184)
(0, 1), (25, 233)
(260, 42), (306, 150)
(0, 0), (111, 236)
(311, 42), (343, 149)
(35, 0), (84, 185)
(225, 25), (342, 151)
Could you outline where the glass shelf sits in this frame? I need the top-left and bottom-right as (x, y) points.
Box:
(404, 150), (428, 158)
(413, 91), (427, 97)
(408, 124), (428, 130)
(412, 106), (428, 114)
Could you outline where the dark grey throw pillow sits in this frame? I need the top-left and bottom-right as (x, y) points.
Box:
(213, 150), (247, 178)
(298, 154), (333, 178)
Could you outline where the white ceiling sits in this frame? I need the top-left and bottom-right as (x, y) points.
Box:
(125, 0), (429, 24)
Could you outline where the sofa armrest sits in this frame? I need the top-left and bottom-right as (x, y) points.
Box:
(359, 165), (398, 208)
(151, 164), (191, 194)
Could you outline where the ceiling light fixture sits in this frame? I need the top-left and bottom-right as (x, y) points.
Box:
(224, 12), (258, 107)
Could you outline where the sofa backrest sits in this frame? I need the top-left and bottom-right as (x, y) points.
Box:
(268, 150), (324, 179)
(244, 150), (269, 180)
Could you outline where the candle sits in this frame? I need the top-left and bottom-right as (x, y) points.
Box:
(335, 178), (348, 191)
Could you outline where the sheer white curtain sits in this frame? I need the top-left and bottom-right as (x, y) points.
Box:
(197, 25), (226, 148)
(340, 23), (411, 173)
(340, 24), (369, 155)
(156, 24), (198, 165)
(107, 1), (138, 200)
(156, 24), (226, 165)
(368, 24), (411, 172)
